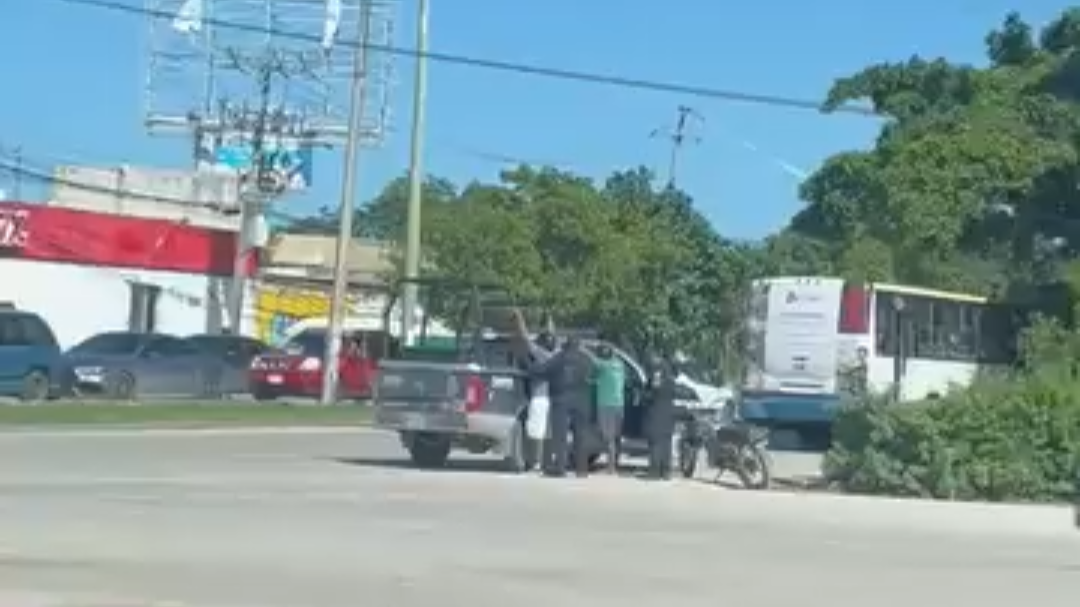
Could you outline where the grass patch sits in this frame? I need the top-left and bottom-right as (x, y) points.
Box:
(0, 402), (373, 428)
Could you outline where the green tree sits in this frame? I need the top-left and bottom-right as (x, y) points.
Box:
(282, 175), (457, 241)
(782, 9), (1080, 294)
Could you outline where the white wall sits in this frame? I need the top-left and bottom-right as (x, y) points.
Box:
(51, 165), (241, 231)
(0, 259), (255, 349)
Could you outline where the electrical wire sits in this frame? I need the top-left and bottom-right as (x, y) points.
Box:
(0, 141), (575, 225)
(51, 0), (878, 117)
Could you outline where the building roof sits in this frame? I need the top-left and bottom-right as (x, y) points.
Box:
(264, 233), (393, 280)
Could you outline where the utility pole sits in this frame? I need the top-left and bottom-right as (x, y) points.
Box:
(320, 1), (376, 405)
(650, 105), (704, 189)
(225, 54), (280, 333)
(400, 0), (431, 346)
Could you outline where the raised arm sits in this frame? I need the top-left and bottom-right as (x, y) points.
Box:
(527, 349), (564, 380)
(509, 308), (534, 359)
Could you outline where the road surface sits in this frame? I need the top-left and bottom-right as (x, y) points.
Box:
(0, 428), (1076, 606)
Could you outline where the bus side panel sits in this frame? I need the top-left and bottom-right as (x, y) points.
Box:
(866, 286), (984, 401)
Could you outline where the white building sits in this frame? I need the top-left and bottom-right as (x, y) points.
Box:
(51, 164), (242, 230)
(0, 201), (257, 348)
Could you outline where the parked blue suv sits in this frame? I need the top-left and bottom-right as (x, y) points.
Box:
(0, 304), (66, 402)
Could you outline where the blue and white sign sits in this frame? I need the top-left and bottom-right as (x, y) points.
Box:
(213, 142), (314, 191)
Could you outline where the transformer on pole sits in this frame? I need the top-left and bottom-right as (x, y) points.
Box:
(141, 0), (396, 334)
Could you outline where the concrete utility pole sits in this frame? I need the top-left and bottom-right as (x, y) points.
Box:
(650, 105), (704, 188)
(225, 55), (278, 333)
(400, 0), (431, 346)
(320, 1), (376, 405)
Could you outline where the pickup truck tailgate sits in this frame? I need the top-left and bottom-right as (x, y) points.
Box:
(376, 362), (459, 402)
(373, 360), (523, 431)
(373, 360), (476, 431)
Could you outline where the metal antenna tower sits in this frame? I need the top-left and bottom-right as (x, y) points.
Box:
(144, 0), (396, 144)
(650, 105), (704, 188)
(142, 0), (397, 333)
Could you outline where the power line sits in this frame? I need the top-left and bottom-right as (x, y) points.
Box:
(0, 142), (569, 229)
(0, 154), (309, 226)
(51, 0), (878, 117)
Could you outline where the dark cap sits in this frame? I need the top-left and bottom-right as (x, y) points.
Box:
(536, 331), (556, 350)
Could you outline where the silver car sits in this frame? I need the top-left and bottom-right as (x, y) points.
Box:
(65, 331), (226, 400)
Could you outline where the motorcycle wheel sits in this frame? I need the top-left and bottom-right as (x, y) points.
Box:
(734, 445), (772, 490)
(677, 440), (699, 479)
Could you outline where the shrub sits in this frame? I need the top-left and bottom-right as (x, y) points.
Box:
(825, 320), (1080, 503)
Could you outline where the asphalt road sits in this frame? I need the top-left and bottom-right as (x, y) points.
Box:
(0, 429), (1076, 607)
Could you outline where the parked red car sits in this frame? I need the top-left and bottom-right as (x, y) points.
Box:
(249, 328), (380, 401)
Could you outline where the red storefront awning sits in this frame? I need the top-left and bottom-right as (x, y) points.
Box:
(0, 202), (257, 277)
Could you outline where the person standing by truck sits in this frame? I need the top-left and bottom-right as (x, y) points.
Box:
(593, 343), (626, 474)
(523, 330), (557, 470)
(645, 351), (678, 480)
(535, 336), (595, 477)
(509, 310), (595, 477)
(510, 310), (557, 470)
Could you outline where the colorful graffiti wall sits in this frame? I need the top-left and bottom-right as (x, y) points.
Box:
(254, 287), (328, 344)
(253, 285), (384, 344)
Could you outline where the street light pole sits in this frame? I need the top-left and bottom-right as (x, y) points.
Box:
(400, 0), (431, 345)
(321, 2), (375, 405)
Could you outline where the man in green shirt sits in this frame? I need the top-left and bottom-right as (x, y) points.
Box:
(593, 343), (627, 474)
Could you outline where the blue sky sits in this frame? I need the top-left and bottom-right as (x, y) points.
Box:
(0, 0), (1072, 239)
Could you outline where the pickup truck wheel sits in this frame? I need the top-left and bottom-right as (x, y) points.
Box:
(586, 453), (601, 470)
(408, 435), (451, 469)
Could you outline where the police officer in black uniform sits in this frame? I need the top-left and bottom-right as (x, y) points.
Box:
(528, 336), (595, 477)
(646, 351), (678, 480)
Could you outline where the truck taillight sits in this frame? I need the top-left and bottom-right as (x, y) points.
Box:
(463, 375), (486, 413)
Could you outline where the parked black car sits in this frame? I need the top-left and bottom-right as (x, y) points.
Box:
(185, 333), (270, 396)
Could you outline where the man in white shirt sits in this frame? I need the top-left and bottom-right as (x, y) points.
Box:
(523, 331), (557, 470)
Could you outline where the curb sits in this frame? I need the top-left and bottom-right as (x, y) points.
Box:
(0, 423), (382, 437)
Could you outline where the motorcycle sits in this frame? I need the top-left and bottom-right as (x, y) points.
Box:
(676, 405), (772, 490)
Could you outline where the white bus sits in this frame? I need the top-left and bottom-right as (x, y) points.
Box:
(739, 276), (1015, 427)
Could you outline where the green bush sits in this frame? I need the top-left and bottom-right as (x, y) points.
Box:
(824, 320), (1080, 502)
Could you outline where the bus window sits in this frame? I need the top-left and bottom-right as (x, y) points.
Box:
(907, 296), (936, 358)
(875, 295), (898, 356)
(928, 300), (976, 360)
(978, 304), (1019, 364)
(955, 304), (978, 359)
